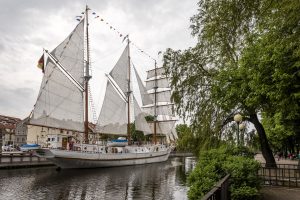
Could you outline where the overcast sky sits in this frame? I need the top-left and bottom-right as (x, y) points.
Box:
(0, 0), (198, 120)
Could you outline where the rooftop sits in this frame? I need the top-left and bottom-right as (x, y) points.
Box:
(0, 115), (21, 129)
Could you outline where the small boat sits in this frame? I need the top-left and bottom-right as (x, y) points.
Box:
(20, 144), (40, 152)
(107, 137), (128, 147)
(30, 5), (176, 169)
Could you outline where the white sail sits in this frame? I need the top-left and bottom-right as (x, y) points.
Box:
(109, 44), (129, 94)
(133, 96), (152, 135)
(148, 120), (176, 135)
(142, 103), (174, 116)
(170, 126), (178, 140)
(30, 20), (85, 132)
(133, 66), (153, 105)
(145, 77), (169, 90)
(148, 89), (171, 103)
(146, 67), (165, 79)
(96, 80), (128, 135)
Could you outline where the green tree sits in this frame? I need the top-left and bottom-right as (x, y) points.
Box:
(261, 112), (294, 151)
(164, 0), (300, 167)
(130, 123), (145, 143)
(175, 124), (197, 153)
(239, 0), (300, 155)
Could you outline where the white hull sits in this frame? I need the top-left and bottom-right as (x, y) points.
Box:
(35, 145), (171, 169)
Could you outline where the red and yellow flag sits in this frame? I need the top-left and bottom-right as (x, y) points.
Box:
(37, 54), (44, 73)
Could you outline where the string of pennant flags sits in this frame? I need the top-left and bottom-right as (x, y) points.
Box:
(75, 10), (157, 62)
(37, 10), (159, 74)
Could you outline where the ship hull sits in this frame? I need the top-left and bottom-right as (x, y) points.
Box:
(35, 148), (170, 169)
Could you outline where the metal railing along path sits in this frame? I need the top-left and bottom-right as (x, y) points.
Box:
(201, 174), (230, 200)
(258, 163), (300, 187)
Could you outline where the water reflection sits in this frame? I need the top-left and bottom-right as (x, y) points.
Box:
(0, 157), (196, 200)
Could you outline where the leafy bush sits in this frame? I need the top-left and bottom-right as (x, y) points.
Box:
(187, 146), (261, 200)
(231, 186), (259, 200)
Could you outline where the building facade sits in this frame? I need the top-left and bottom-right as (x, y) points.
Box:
(15, 118), (29, 146)
(26, 123), (98, 149)
(0, 115), (22, 151)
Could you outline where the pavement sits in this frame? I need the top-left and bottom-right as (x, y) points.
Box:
(260, 186), (300, 200)
(254, 153), (299, 165)
(255, 153), (300, 199)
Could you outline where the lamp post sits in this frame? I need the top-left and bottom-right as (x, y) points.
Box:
(239, 123), (246, 146)
(234, 114), (242, 146)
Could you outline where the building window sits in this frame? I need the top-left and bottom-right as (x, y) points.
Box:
(52, 138), (55, 141)
(22, 138), (25, 142)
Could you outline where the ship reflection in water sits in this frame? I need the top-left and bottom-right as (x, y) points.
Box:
(0, 157), (196, 200)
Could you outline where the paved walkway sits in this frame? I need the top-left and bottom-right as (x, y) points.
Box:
(260, 186), (300, 200)
(254, 153), (299, 165)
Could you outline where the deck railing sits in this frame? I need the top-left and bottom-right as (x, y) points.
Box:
(201, 174), (230, 200)
(258, 163), (300, 187)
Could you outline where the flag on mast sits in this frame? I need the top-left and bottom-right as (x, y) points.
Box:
(37, 54), (44, 73)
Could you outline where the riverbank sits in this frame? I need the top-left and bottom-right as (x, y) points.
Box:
(0, 151), (193, 169)
(0, 152), (54, 169)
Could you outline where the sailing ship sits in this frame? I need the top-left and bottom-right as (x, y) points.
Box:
(32, 6), (176, 168)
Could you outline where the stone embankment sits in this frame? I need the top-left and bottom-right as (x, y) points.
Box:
(0, 151), (53, 169)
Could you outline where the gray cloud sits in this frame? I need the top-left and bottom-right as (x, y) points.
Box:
(0, 87), (36, 119)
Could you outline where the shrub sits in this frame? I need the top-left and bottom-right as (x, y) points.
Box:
(231, 186), (260, 200)
(187, 145), (261, 200)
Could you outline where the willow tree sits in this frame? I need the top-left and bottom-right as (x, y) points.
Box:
(164, 0), (299, 167)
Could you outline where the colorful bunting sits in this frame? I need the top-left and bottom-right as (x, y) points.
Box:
(93, 11), (156, 61)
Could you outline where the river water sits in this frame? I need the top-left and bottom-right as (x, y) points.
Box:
(0, 157), (196, 200)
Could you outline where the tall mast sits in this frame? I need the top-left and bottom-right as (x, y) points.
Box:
(154, 60), (158, 144)
(127, 38), (131, 145)
(84, 5), (91, 144)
